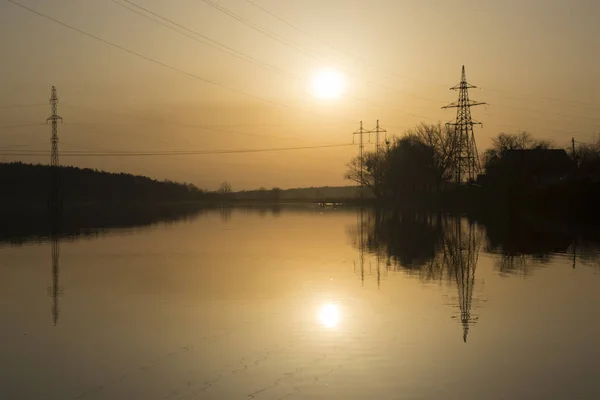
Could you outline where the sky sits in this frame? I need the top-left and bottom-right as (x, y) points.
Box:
(1, 0), (599, 190)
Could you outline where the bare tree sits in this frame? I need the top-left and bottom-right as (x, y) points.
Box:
(405, 122), (458, 187)
(218, 181), (232, 195)
(345, 151), (387, 198)
(575, 136), (600, 177)
(345, 123), (459, 197)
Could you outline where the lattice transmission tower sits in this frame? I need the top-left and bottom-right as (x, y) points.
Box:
(442, 66), (486, 183)
(372, 119), (387, 154)
(352, 121), (368, 197)
(46, 86), (64, 325)
(46, 86), (63, 213)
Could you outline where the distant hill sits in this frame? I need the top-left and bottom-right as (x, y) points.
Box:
(0, 162), (212, 204)
(234, 186), (368, 201)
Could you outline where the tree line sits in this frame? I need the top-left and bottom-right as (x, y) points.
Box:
(345, 122), (600, 207)
(0, 162), (217, 203)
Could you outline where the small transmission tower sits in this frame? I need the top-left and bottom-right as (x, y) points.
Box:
(46, 86), (63, 212)
(442, 66), (486, 183)
(372, 119), (387, 154)
(353, 121), (368, 190)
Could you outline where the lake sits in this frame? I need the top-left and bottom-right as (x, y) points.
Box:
(1, 206), (599, 399)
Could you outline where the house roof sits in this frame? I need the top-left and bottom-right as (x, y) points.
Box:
(502, 149), (573, 171)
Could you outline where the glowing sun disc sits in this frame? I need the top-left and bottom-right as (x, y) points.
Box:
(311, 69), (345, 99)
(318, 303), (341, 327)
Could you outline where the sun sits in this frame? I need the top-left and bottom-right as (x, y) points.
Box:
(311, 69), (345, 99)
(318, 303), (341, 328)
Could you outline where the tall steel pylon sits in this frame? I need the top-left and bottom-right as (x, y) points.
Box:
(47, 86), (63, 212)
(46, 86), (63, 325)
(442, 66), (486, 183)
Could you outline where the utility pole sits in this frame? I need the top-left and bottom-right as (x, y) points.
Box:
(442, 66), (486, 184)
(47, 86), (63, 213)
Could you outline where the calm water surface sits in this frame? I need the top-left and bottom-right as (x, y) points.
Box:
(1, 207), (599, 399)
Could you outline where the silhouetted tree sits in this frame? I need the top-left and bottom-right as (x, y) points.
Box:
(344, 123), (460, 199)
(270, 187), (282, 201)
(405, 123), (458, 188)
(384, 136), (437, 198)
(0, 162), (210, 203)
(345, 151), (387, 198)
(575, 136), (600, 179)
(218, 181), (232, 195)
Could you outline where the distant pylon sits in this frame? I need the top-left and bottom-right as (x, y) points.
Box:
(353, 121), (368, 191)
(372, 119), (387, 154)
(442, 66), (486, 183)
(46, 86), (63, 212)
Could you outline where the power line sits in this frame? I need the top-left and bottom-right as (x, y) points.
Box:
(0, 123), (46, 130)
(244, 0), (329, 50)
(243, 0), (447, 105)
(191, 2), (440, 117)
(25, 0), (369, 123)
(60, 104), (327, 142)
(489, 101), (600, 123)
(0, 143), (36, 150)
(0, 103), (46, 109)
(7, 0), (382, 125)
(12, 0), (594, 134)
(213, 0), (446, 107)
(492, 122), (597, 137)
(112, 0), (296, 80)
(116, 0), (433, 119)
(0, 143), (353, 157)
(6, 0), (287, 108)
(198, 0), (319, 59)
(79, 1), (441, 120)
(123, 0), (599, 113)
(248, 1), (600, 112)
(484, 87), (600, 112)
(247, 0), (449, 94)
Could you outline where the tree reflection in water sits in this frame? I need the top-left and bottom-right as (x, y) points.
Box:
(351, 209), (482, 342)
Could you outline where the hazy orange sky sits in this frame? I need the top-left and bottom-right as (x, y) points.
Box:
(1, 0), (599, 190)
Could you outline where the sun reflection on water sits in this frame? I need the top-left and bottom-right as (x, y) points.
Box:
(318, 303), (341, 328)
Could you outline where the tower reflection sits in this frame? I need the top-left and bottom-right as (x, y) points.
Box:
(48, 210), (63, 326)
(352, 210), (482, 342)
(443, 218), (482, 342)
